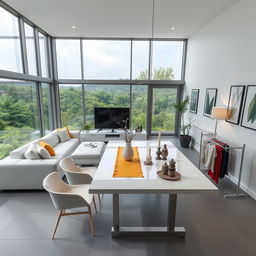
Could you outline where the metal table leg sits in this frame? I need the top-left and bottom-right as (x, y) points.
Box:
(111, 193), (185, 238)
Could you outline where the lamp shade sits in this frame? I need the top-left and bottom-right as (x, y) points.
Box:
(211, 107), (227, 120)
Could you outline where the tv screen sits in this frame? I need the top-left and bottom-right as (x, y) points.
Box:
(94, 107), (130, 129)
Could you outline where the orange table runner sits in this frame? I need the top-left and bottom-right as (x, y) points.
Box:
(113, 147), (144, 178)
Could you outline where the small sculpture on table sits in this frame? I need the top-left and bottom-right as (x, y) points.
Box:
(155, 131), (162, 160)
(144, 147), (153, 165)
(162, 162), (168, 175)
(161, 144), (168, 160)
(157, 158), (181, 181)
(168, 159), (176, 177)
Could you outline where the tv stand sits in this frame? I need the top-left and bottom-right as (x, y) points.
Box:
(97, 128), (102, 133)
(80, 130), (147, 142)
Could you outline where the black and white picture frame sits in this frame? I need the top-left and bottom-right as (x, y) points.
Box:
(241, 85), (256, 131)
(226, 85), (245, 125)
(190, 89), (199, 114)
(203, 88), (217, 117)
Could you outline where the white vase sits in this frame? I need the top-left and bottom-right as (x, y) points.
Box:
(122, 142), (134, 161)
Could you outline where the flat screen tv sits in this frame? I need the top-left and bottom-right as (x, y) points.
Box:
(94, 107), (130, 130)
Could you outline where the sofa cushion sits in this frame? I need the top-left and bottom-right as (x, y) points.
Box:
(24, 143), (41, 160)
(54, 139), (79, 159)
(36, 144), (52, 159)
(39, 141), (56, 156)
(10, 142), (31, 159)
(40, 131), (59, 147)
(57, 129), (70, 143)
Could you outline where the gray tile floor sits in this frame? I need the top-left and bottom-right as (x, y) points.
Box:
(1, 138), (256, 256)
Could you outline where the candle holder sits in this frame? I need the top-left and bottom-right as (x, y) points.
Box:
(161, 144), (168, 160)
(155, 147), (162, 160)
(144, 155), (153, 165)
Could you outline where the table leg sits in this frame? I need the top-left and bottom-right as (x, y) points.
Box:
(111, 193), (185, 238)
(112, 194), (119, 237)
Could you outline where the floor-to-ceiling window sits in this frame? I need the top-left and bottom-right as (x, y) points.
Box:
(150, 87), (178, 133)
(59, 84), (83, 130)
(84, 85), (130, 129)
(55, 38), (186, 135)
(0, 6), (23, 73)
(0, 3), (54, 159)
(0, 79), (40, 159)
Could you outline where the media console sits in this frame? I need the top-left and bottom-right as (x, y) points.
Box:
(80, 130), (147, 142)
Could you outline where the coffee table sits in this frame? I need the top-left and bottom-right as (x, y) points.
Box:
(89, 141), (218, 237)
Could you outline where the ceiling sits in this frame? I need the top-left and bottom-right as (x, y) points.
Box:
(4, 0), (238, 38)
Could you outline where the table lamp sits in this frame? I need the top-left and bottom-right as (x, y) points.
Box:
(211, 107), (227, 136)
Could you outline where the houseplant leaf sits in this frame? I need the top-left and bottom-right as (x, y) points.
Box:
(247, 94), (256, 123)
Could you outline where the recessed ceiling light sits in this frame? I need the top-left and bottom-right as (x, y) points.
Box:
(72, 26), (76, 29)
(171, 27), (175, 30)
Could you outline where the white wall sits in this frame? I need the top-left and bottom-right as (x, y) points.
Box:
(185, 0), (256, 199)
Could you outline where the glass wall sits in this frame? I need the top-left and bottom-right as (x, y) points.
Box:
(0, 6), (23, 73)
(56, 39), (81, 79)
(59, 84), (83, 130)
(24, 23), (37, 76)
(151, 87), (177, 133)
(38, 32), (49, 77)
(151, 41), (184, 80)
(132, 41), (149, 80)
(41, 83), (52, 133)
(131, 85), (147, 129)
(82, 40), (131, 79)
(0, 79), (40, 159)
(84, 85), (130, 129)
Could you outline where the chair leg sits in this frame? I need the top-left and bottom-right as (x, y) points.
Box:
(93, 196), (97, 213)
(98, 194), (102, 208)
(51, 210), (62, 239)
(88, 206), (95, 236)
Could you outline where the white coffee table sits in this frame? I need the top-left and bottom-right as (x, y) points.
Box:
(71, 141), (105, 165)
(89, 140), (218, 237)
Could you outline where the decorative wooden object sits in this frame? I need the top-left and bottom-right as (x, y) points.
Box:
(157, 158), (181, 181)
(157, 170), (181, 181)
(155, 147), (162, 160)
(161, 144), (168, 160)
(168, 159), (176, 177)
(162, 162), (168, 175)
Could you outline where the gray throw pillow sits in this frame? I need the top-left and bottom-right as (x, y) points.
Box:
(57, 129), (70, 143)
(36, 144), (51, 159)
(24, 143), (41, 160)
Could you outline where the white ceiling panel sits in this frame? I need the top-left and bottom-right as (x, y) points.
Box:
(3, 0), (238, 38)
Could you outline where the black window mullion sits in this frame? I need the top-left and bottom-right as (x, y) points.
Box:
(18, 17), (28, 74)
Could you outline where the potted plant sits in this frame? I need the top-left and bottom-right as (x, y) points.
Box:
(173, 96), (192, 148)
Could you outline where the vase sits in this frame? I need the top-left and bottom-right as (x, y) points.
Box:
(122, 142), (134, 161)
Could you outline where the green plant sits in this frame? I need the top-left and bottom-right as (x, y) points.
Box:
(247, 94), (256, 123)
(173, 96), (190, 135)
(205, 92), (215, 115)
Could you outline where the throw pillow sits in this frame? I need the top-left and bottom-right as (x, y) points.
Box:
(56, 127), (73, 138)
(39, 141), (56, 156)
(57, 129), (70, 143)
(36, 144), (51, 159)
(24, 143), (41, 160)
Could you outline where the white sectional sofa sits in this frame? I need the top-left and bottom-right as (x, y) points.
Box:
(0, 130), (80, 190)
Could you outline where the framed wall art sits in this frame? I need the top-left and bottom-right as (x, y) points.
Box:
(241, 85), (256, 131)
(226, 85), (245, 125)
(203, 88), (217, 117)
(190, 89), (199, 114)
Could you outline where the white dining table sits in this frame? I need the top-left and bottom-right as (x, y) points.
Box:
(89, 140), (218, 237)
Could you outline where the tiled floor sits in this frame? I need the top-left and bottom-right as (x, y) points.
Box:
(0, 138), (256, 256)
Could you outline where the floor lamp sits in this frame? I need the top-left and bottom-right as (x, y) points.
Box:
(211, 107), (227, 137)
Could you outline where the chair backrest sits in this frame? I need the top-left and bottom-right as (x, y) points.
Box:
(43, 172), (87, 210)
(59, 157), (81, 173)
(60, 157), (93, 185)
(43, 172), (69, 193)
